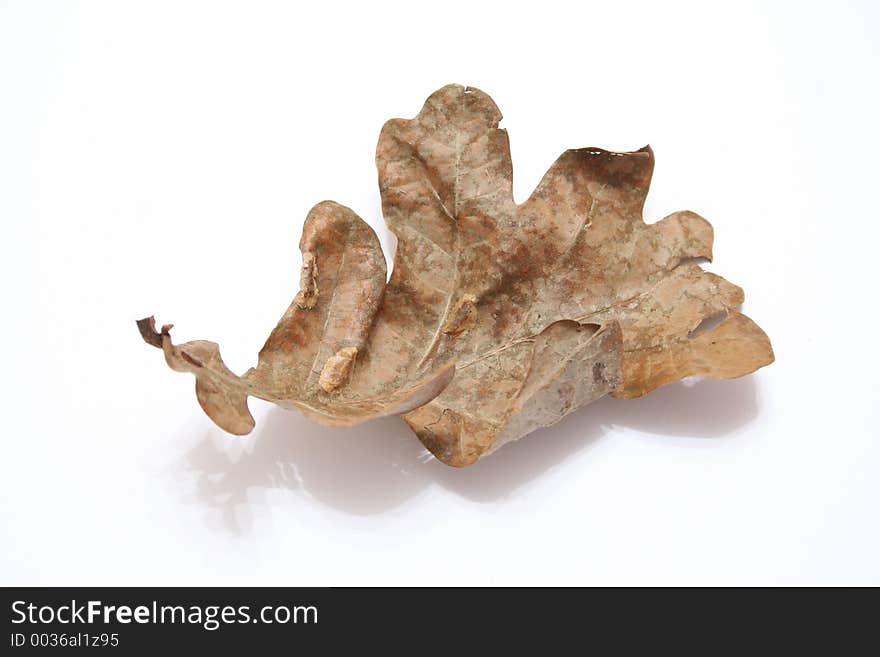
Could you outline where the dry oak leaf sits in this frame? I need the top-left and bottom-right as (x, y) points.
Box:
(138, 84), (774, 467)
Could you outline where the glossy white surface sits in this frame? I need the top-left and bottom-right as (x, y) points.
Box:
(2, 0), (877, 585)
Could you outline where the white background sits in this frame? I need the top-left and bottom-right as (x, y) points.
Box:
(2, 0), (878, 586)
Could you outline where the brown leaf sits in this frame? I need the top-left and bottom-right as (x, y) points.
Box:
(138, 84), (773, 466)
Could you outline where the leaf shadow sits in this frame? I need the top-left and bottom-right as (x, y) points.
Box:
(182, 377), (760, 533)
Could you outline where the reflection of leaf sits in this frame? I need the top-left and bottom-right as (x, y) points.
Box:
(138, 84), (773, 467)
